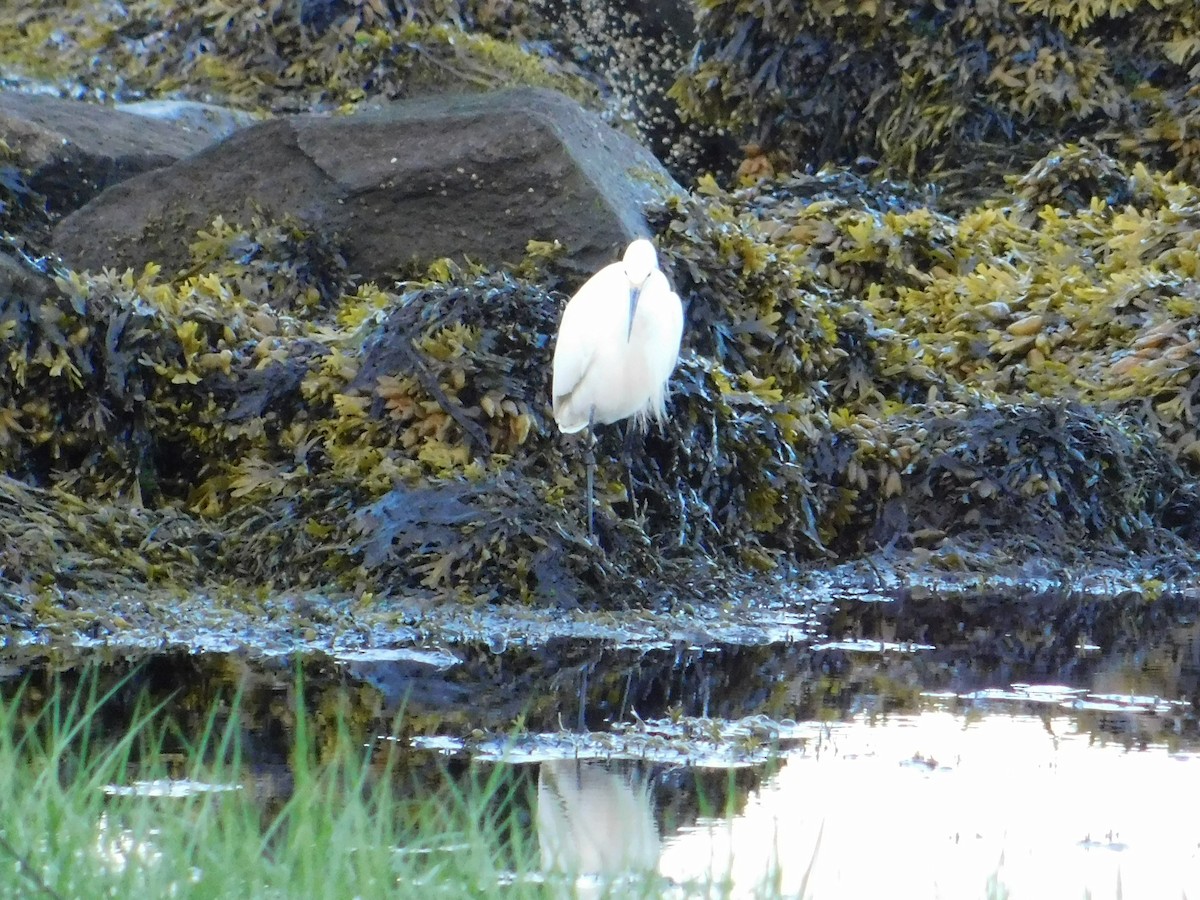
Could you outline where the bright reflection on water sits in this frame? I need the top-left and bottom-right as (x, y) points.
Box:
(538, 712), (1200, 899)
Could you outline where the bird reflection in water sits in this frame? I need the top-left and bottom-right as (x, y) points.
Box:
(537, 759), (661, 888)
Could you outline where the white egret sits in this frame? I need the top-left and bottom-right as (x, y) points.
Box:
(551, 238), (684, 537)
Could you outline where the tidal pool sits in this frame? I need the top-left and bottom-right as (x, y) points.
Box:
(3, 583), (1198, 898)
(419, 692), (1199, 898)
(528, 710), (1199, 899)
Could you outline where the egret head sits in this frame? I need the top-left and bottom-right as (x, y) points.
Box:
(622, 238), (658, 288)
(621, 239), (658, 341)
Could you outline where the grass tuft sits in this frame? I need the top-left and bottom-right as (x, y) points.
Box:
(0, 667), (548, 899)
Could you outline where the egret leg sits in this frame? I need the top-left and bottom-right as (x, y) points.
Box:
(584, 407), (596, 539)
(621, 421), (637, 519)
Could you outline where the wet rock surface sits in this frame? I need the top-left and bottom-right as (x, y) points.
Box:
(53, 88), (680, 281)
(114, 99), (260, 144)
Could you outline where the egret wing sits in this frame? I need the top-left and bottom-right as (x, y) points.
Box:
(551, 270), (614, 430)
(644, 272), (685, 386)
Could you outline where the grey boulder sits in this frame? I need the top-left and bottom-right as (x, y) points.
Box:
(52, 88), (682, 282)
(0, 91), (214, 214)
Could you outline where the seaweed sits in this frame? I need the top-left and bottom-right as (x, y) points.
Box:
(1, 4), (1200, 610)
(0, 0), (592, 113)
(672, 0), (1200, 194)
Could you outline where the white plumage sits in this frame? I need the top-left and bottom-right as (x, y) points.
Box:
(552, 239), (684, 433)
(537, 760), (660, 878)
(550, 238), (684, 536)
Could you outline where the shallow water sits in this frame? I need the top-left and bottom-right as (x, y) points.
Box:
(4, 585), (1199, 897)
(528, 709), (1200, 899)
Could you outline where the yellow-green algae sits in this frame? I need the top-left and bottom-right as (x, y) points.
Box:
(672, 0), (1200, 192)
(1, 142), (1198, 608)
(0, 3), (1199, 610)
(0, 0), (593, 113)
(3, 0), (1199, 191)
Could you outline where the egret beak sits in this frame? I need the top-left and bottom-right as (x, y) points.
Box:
(627, 283), (641, 341)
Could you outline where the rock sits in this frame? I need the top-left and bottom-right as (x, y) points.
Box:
(0, 92), (212, 214)
(0, 250), (50, 305)
(52, 88), (682, 282)
(114, 100), (260, 145)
